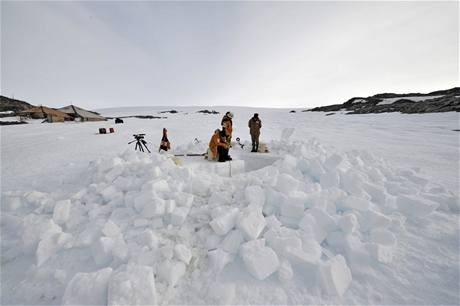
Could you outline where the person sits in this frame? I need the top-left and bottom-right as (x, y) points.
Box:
(159, 128), (170, 152)
(221, 111), (233, 144)
(207, 129), (222, 161)
(248, 113), (262, 152)
(217, 129), (232, 162)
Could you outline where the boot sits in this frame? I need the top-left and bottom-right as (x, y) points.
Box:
(251, 144), (256, 152)
(255, 144), (259, 152)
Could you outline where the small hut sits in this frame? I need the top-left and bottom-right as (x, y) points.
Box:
(21, 106), (70, 123)
(59, 105), (106, 122)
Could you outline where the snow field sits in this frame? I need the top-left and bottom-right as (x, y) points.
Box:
(1, 126), (459, 304)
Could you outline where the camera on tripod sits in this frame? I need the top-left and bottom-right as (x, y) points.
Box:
(129, 133), (151, 153)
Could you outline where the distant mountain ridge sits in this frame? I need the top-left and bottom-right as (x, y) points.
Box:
(308, 87), (460, 114)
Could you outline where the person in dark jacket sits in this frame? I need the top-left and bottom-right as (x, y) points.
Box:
(221, 111), (233, 144)
(159, 128), (171, 152)
(248, 113), (262, 152)
(217, 129), (232, 162)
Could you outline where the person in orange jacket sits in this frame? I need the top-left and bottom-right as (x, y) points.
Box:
(207, 129), (231, 162)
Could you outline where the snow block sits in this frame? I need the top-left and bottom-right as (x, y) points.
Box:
(221, 229), (245, 253)
(108, 264), (157, 306)
(324, 154), (343, 171)
(170, 206), (190, 226)
(264, 229), (302, 257)
(360, 209), (391, 232)
(284, 246), (319, 276)
(174, 244), (192, 265)
(320, 170), (340, 189)
(53, 200), (71, 225)
(319, 255), (352, 298)
(275, 173), (300, 194)
(280, 192), (307, 218)
(298, 214), (327, 243)
(136, 229), (159, 249)
(338, 214), (358, 235)
(100, 185), (120, 202)
(36, 233), (60, 266)
(340, 195), (370, 212)
(157, 260), (186, 287)
(278, 260), (294, 282)
(245, 185), (265, 207)
(236, 206), (266, 241)
(367, 242), (394, 264)
(239, 239), (280, 280)
(103, 220), (121, 237)
(396, 195), (439, 218)
(92, 237), (115, 266)
(208, 248), (234, 273)
(142, 198), (166, 218)
(62, 267), (113, 306)
(210, 208), (239, 235)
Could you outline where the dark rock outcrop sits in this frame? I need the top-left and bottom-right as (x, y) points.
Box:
(308, 87), (460, 114)
(0, 96), (34, 114)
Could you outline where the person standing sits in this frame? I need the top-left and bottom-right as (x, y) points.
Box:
(248, 113), (262, 152)
(159, 128), (171, 152)
(221, 111), (233, 144)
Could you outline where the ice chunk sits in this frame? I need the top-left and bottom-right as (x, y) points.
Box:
(176, 192), (194, 208)
(174, 244), (192, 265)
(340, 170), (365, 195)
(284, 246), (320, 276)
(136, 229), (159, 249)
(170, 206), (190, 226)
(339, 195), (370, 212)
(208, 248), (233, 273)
(320, 170), (340, 189)
(36, 233), (60, 266)
(264, 229), (302, 257)
(236, 206), (266, 240)
(100, 185), (119, 202)
(319, 255), (352, 297)
(278, 260), (294, 282)
(103, 220), (121, 237)
(62, 267), (113, 306)
(396, 195), (439, 218)
(338, 214), (358, 235)
(265, 215), (282, 229)
(192, 176), (210, 196)
(53, 200), (71, 225)
(239, 239), (280, 280)
(275, 173), (300, 194)
(307, 208), (337, 232)
(209, 208), (239, 235)
(360, 209), (391, 232)
(108, 264), (157, 306)
(157, 260), (186, 287)
(245, 185), (265, 207)
(92, 237), (115, 266)
(221, 229), (245, 253)
(324, 154), (343, 171)
(280, 192), (307, 218)
(367, 242), (394, 264)
(141, 198), (166, 218)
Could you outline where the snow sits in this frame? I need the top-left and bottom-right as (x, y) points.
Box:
(1, 106), (459, 305)
(378, 95), (444, 105)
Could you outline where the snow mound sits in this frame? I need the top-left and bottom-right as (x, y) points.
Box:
(2, 136), (456, 304)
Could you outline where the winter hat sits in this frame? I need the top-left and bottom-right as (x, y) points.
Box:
(254, 113), (259, 117)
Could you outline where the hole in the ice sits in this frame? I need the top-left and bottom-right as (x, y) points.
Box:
(235, 152), (280, 172)
(179, 151), (280, 176)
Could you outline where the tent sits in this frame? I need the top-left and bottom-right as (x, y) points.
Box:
(59, 105), (106, 122)
(21, 106), (70, 123)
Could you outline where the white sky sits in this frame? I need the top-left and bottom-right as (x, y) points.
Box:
(1, 1), (458, 109)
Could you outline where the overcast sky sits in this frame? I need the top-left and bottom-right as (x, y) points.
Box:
(1, 1), (458, 109)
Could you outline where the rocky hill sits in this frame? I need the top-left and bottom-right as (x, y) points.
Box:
(308, 87), (460, 114)
(0, 95), (34, 114)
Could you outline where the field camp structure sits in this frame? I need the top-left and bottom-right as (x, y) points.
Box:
(59, 105), (106, 122)
(20, 106), (70, 123)
(19, 104), (106, 123)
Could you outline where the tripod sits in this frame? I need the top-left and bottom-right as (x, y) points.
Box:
(129, 134), (151, 153)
